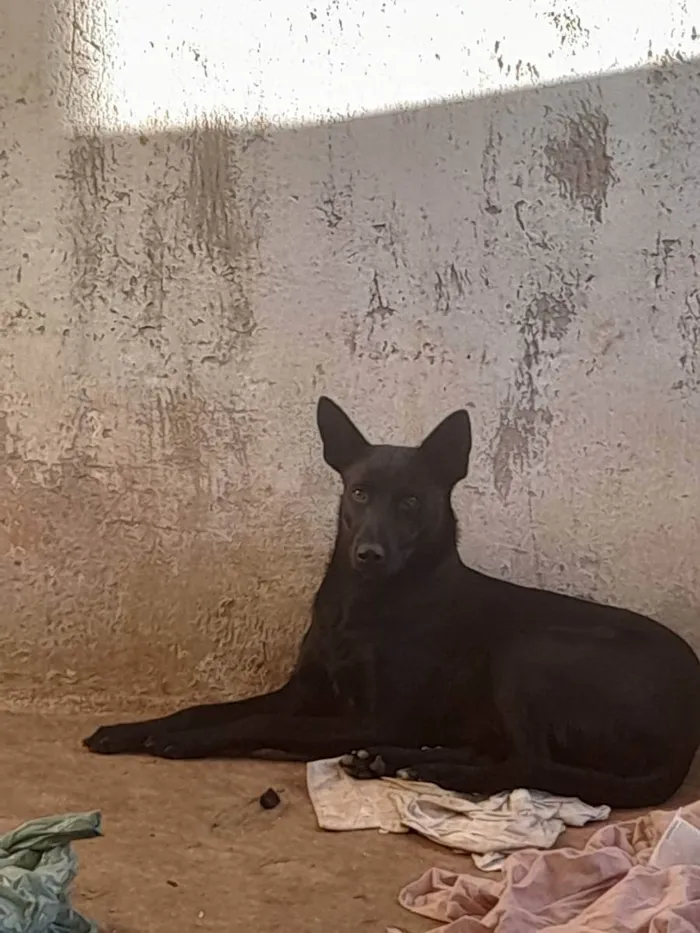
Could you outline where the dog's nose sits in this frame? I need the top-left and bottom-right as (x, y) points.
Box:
(355, 543), (385, 565)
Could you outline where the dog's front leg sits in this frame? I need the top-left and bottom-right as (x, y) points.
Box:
(145, 714), (402, 760)
(83, 680), (303, 755)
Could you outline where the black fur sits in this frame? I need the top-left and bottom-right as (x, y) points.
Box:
(84, 397), (700, 807)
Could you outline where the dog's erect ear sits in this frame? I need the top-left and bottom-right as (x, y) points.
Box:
(419, 409), (472, 488)
(317, 397), (370, 474)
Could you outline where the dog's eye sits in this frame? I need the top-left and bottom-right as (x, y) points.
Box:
(351, 487), (368, 503)
(400, 496), (419, 511)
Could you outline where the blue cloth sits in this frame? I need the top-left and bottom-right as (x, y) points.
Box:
(0, 811), (102, 932)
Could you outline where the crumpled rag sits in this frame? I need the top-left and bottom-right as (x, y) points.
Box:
(306, 757), (609, 870)
(0, 811), (102, 933)
(399, 800), (700, 932)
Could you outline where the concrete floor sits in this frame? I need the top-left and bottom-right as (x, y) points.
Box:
(2, 711), (699, 932)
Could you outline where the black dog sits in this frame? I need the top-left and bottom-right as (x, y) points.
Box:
(84, 397), (700, 807)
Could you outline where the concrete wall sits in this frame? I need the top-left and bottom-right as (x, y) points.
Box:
(1, 0), (699, 710)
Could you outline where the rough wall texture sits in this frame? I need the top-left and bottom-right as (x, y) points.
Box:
(1, 0), (699, 709)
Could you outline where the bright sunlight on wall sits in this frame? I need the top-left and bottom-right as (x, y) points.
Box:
(83, 0), (697, 130)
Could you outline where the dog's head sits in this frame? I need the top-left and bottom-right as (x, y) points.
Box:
(317, 396), (471, 581)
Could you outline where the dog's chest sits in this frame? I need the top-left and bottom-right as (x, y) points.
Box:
(316, 628), (378, 715)
(317, 603), (438, 718)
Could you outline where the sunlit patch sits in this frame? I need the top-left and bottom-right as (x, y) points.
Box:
(74, 0), (697, 131)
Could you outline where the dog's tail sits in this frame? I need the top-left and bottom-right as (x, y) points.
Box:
(502, 753), (696, 809)
(414, 752), (697, 809)
(525, 758), (696, 809)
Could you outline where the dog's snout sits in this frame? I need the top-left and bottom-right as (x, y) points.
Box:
(355, 543), (386, 565)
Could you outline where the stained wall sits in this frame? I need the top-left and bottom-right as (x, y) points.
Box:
(1, 0), (699, 708)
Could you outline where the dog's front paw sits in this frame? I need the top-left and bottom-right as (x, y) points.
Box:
(145, 733), (206, 760)
(83, 723), (152, 755)
(339, 749), (389, 780)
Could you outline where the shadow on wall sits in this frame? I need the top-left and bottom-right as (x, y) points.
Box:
(1, 46), (700, 709)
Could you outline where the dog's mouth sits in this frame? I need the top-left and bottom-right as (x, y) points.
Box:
(353, 562), (389, 580)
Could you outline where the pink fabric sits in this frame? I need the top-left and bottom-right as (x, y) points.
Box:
(399, 803), (700, 932)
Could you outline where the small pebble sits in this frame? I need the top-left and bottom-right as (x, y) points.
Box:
(259, 787), (281, 810)
(166, 879), (179, 888)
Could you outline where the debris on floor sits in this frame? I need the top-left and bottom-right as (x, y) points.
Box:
(259, 788), (281, 810)
(399, 800), (700, 931)
(0, 810), (102, 933)
(307, 757), (609, 869)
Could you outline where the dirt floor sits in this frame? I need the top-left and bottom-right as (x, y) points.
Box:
(2, 711), (700, 933)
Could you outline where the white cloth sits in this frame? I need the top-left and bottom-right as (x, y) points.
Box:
(306, 757), (610, 870)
